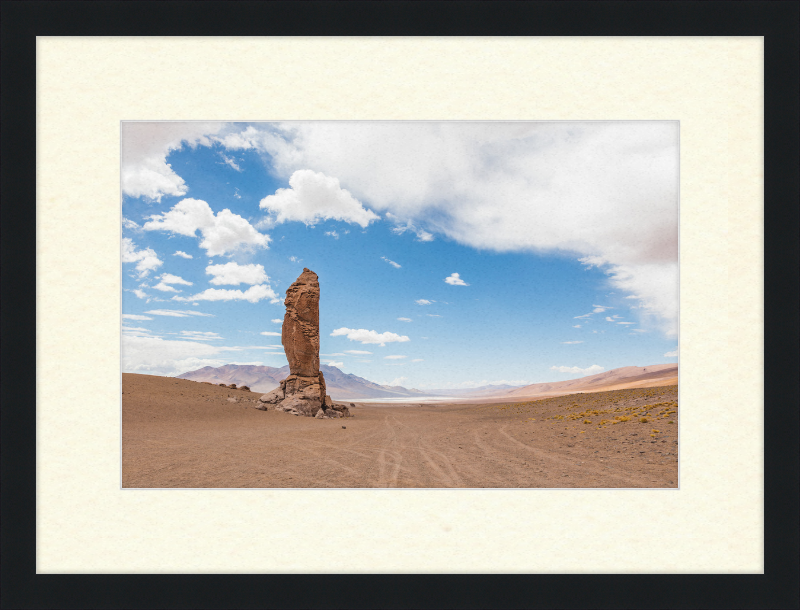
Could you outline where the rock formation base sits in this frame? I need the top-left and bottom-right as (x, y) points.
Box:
(255, 371), (352, 418)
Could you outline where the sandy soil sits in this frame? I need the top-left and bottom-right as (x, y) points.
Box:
(122, 374), (678, 488)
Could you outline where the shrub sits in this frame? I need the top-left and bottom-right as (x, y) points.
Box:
(583, 419), (592, 424)
(639, 417), (649, 423)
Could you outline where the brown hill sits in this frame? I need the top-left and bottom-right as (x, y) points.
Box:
(502, 364), (678, 399)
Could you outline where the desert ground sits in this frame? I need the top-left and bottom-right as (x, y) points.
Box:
(122, 374), (678, 488)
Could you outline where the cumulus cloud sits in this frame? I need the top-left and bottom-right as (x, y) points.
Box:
(121, 238), (163, 278)
(664, 349), (678, 358)
(206, 262), (268, 286)
(145, 309), (214, 318)
(122, 217), (141, 231)
(173, 250), (193, 259)
(550, 365), (605, 376)
(260, 331), (281, 336)
(344, 350), (372, 355)
(121, 121), (225, 201)
(605, 317), (615, 322)
(240, 121), (677, 335)
(397, 317), (412, 322)
(415, 299), (433, 305)
(259, 169), (379, 228)
(330, 327), (410, 346)
(132, 289), (148, 299)
(444, 272), (469, 286)
(325, 230), (339, 239)
(173, 284), (279, 304)
(152, 273), (193, 293)
(271, 319), (283, 324)
(381, 256), (401, 268)
(561, 341), (584, 344)
(122, 314), (153, 321)
(143, 198), (270, 257)
(326, 361), (344, 368)
(384, 355), (407, 360)
(593, 305), (612, 313)
(573, 324), (582, 328)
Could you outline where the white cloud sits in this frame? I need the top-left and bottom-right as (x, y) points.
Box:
(426, 314), (442, 318)
(121, 237), (163, 278)
(387, 214), (435, 242)
(618, 321), (635, 325)
(122, 334), (228, 376)
(271, 319), (283, 324)
(664, 349), (678, 358)
(344, 350), (372, 355)
(173, 284), (279, 304)
(326, 361), (344, 367)
(561, 341), (584, 344)
(593, 305), (611, 313)
(325, 230), (339, 239)
(632, 329), (647, 333)
(260, 331), (282, 336)
(289, 256), (300, 263)
(179, 331), (223, 341)
(381, 256), (401, 268)
(121, 121), (225, 201)
(397, 317), (412, 322)
(152, 273), (192, 293)
(411, 359), (424, 363)
(330, 327), (410, 346)
(550, 365), (605, 376)
(132, 289), (148, 299)
(143, 198), (270, 257)
(122, 314), (153, 321)
(220, 153), (242, 172)
(573, 324), (582, 328)
(226, 122), (677, 335)
(173, 250), (193, 259)
(206, 262), (268, 286)
(384, 355), (407, 360)
(145, 309), (214, 318)
(161, 273), (192, 285)
(386, 377), (408, 387)
(122, 217), (140, 231)
(574, 313), (592, 319)
(233, 188), (242, 199)
(259, 169), (379, 228)
(605, 317), (615, 322)
(415, 299), (433, 306)
(444, 272), (469, 286)
(321, 353), (347, 357)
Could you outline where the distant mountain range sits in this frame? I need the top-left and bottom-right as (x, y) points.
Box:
(176, 363), (677, 401)
(176, 364), (433, 400)
(501, 364), (678, 399)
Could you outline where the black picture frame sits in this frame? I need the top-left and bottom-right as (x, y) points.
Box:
(2, 2), (797, 609)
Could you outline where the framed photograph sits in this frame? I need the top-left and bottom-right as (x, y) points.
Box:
(3, 1), (797, 608)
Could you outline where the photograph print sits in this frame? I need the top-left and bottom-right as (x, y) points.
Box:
(121, 121), (679, 488)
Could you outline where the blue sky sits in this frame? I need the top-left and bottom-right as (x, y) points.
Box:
(121, 122), (679, 388)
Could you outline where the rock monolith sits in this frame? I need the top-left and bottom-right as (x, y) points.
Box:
(256, 268), (351, 418)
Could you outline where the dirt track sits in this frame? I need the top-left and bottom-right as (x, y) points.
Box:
(122, 374), (678, 488)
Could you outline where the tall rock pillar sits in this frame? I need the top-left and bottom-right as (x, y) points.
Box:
(256, 268), (350, 418)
